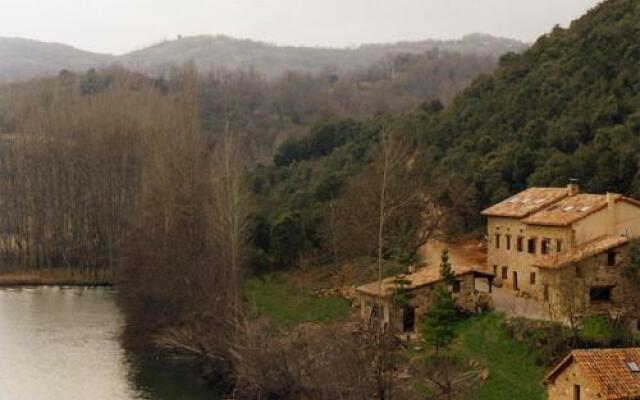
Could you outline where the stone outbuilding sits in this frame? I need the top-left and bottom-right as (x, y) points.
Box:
(544, 348), (640, 400)
(355, 265), (493, 334)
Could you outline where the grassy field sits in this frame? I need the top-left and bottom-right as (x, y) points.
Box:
(455, 313), (547, 400)
(246, 274), (547, 399)
(245, 274), (350, 327)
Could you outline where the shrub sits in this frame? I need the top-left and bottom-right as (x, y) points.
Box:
(502, 317), (574, 367)
(578, 314), (634, 348)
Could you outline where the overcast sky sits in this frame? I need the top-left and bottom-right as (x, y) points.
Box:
(0, 0), (603, 55)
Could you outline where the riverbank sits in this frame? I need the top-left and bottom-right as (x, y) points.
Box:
(0, 268), (114, 287)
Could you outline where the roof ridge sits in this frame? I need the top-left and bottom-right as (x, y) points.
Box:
(481, 187), (570, 218)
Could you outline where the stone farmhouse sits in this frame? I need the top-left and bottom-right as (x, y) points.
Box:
(544, 348), (640, 400)
(355, 183), (640, 333)
(482, 184), (640, 325)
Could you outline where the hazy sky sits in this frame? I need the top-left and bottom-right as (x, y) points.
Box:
(0, 0), (603, 55)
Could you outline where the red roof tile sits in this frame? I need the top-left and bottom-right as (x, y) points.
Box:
(545, 348), (640, 400)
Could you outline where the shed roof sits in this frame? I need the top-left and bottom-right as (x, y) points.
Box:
(481, 187), (569, 218)
(355, 265), (491, 297)
(544, 348), (640, 400)
(534, 235), (628, 269)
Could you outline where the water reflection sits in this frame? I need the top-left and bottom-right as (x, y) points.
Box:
(127, 354), (220, 400)
(0, 286), (219, 400)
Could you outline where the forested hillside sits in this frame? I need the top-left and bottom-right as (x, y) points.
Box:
(248, 0), (640, 269)
(2, 0), (635, 270)
(0, 33), (525, 82)
(0, 47), (498, 161)
(412, 0), (640, 229)
(121, 33), (525, 79)
(0, 37), (114, 81)
(0, 0), (637, 398)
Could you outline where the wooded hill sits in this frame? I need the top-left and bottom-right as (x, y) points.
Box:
(250, 0), (640, 269)
(0, 0), (636, 274)
(415, 0), (640, 230)
(120, 33), (526, 79)
(0, 33), (526, 82)
(0, 37), (113, 82)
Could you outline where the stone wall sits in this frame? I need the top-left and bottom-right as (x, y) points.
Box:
(487, 216), (571, 297)
(540, 244), (639, 321)
(546, 361), (598, 400)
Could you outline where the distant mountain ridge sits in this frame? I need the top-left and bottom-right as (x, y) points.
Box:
(0, 33), (528, 82)
(0, 37), (115, 82)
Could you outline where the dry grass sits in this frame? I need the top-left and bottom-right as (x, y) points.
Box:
(0, 268), (114, 286)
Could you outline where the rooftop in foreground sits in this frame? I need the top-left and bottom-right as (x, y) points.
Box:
(544, 348), (640, 400)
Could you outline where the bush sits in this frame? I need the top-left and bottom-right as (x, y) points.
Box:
(578, 314), (634, 348)
(579, 314), (613, 345)
(502, 317), (574, 367)
(503, 314), (638, 369)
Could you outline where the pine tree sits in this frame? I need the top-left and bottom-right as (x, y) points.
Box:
(422, 249), (458, 355)
(440, 248), (455, 285)
(391, 276), (413, 307)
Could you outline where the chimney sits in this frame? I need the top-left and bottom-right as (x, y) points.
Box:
(567, 182), (579, 197)
(606, 192), (621, 236)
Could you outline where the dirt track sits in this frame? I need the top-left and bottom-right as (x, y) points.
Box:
(417, 238), (486, 268)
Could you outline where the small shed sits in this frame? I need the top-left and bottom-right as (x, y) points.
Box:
(355, 265), (493, 334)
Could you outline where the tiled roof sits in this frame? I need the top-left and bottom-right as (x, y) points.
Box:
(534, 235), (628, 269)
(523, 194), (612, 226)
(355, 265), (490, 297)
(545, 348), (640, 400)
(481, 187), (569, 218)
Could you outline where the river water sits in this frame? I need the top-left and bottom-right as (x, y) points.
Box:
(0, 286), (220, 400)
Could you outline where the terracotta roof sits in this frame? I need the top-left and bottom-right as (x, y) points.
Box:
(534, 235), (628, 269)
(544, 348), (640, 400)
(355, 265), (490, 297)
(523, 194), (614, 226)
(481, 187), (569, 218)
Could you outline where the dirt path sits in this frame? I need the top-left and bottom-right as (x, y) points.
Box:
(417, 238), (486, 268)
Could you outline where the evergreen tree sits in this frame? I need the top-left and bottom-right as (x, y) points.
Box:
(422, 249), (458, 355)
(391, 276), (413, 307)
(440, 248), (455, 285)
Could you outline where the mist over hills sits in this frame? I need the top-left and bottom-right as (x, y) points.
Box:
(0, 37), (115, 82)
(0, 33), (528, 82)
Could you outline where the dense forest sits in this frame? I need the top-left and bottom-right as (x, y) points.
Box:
(246, 0), (640, 269)
(414, 0), (640, 225)
(261, 0), (640, 256)
(0, 44), (501, 271)
(0, 0), (638, 397)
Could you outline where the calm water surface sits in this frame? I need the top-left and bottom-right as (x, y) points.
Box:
(0, 286), (220, 400)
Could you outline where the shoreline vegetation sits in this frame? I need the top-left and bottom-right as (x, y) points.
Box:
(0, 268), (114, 287)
